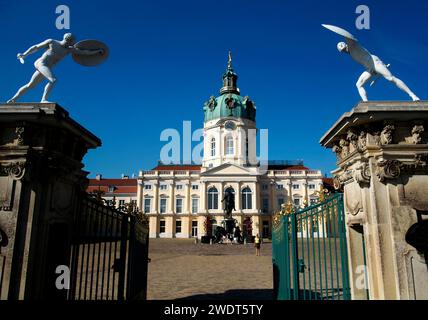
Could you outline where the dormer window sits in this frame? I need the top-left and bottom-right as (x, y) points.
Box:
(108, 186), (115, 193)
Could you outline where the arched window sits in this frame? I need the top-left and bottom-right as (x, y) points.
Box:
(242, 187), (252, 210)
(208, 187), (218, 210)
(224, 187), (235, 195)
(211, 138), (216, 157)
(225, 136), (234, 155)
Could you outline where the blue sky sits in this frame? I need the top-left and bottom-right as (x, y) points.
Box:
(1, 0), (427, 177)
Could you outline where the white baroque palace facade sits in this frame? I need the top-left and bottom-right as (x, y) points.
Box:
(137, 55), (324, 239)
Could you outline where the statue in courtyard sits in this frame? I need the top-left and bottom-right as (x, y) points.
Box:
(322, 24), (420, 102)
(221, 189), (236, 218)
(6, 33), (108, 103)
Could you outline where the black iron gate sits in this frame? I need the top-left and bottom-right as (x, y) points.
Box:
(68, 194), (149, 300)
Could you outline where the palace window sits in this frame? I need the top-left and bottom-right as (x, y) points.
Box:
(176, 220), (182, 234)
(276, 184), (284, 190)
(159, 220), (166, 233)
(262, 198), (269, 213)
(242, 187), (252, 210)
(293, 184), (300, 190)
(176, 198), (183, 213)
(310, 198), (317, 205)
(225, 136), (234, 155)
(160, 198), (167, 213)
(160, 184), (168, 191)
(192, 198), (199, 213)
(211, 138), (216, 157)
(176, 184), (183, 190)
(192, 184), (199, 190)
(144, 184), (152, 190)
(208, 187), (219, 210)
(144, 198), (151, 213)
(262, 184), (269, 191)
(308, 184), (316, 190)
(294, 198), (301, 206)
(277, 197), (284, 209)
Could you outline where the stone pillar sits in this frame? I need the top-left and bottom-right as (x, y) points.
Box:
(168, 181), (175, 213)
(184, 181), (191, 214)
(153, 181), (159, 213)
(200, 181), (207, 213)
(320, 101), (428, 300)
(0, 103), (101, 300)
(149, 216), (158, 238)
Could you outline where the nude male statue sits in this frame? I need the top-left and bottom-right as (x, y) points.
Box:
(7, 33), (103, 103)
(323, 24), (420, 102)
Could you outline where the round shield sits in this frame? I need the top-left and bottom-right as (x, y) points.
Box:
(321, 24), (358, 41)
(72, 39), (109, 67)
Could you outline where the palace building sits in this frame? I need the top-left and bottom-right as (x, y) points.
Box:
(136, 54), (325, 239)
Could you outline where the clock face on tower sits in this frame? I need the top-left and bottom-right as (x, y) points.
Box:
(224, 121), (236, 131)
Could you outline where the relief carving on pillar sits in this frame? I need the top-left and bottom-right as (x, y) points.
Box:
(358, 130), (367, 151)
(15, 126), (25, 146)
(347, 129), (359, 151)
(380, 124), (395, 145)
(339, 138), (350, 159)
(353, 162), (371, 186)
(333, 169), (353, 189)
(370, 130), (382, 147)
(376, 159), (403, 182)
(411, 124), (424, 144)
(332, 144), (342, 162)
(0, 162), (26, 180)
(345, 183), (363, 216)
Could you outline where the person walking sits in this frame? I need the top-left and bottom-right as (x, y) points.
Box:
(254, 234), (261, 256)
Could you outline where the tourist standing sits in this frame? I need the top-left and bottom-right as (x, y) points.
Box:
(254, 234), (261, 256)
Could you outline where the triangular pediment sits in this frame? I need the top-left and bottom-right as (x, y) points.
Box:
(201, 163), (254, 176)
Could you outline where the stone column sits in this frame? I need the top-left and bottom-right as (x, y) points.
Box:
(0, 103), (100, 300)
(287, 180), (293, 203)
(184, 181), (191, 214)
(269, 180), (275, 214)
(320, 101), (428, 300)
(235, 181), (241, 212)
(200, 181), (207, 213)
(168, 181), (175, 213)
(153, 181), (159, 214)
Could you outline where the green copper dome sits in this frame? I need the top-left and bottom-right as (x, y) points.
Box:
(203, 52), (256, 123)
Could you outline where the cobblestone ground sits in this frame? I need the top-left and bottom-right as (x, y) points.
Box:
(147, 239), (273, 300)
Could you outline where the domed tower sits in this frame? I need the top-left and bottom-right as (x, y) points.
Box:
(202, 52), (257, 169)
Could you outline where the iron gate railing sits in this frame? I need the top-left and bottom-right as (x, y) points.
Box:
(272, 193), (351, 300)
(68, 194), (149, 300)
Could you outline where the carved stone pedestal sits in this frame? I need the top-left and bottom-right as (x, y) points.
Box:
(320, 101), (428, 300)
(0, 103), (100, 299)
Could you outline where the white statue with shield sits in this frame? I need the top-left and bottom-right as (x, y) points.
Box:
(322, 24), (420, 102)
(6, 33), (108, 103)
